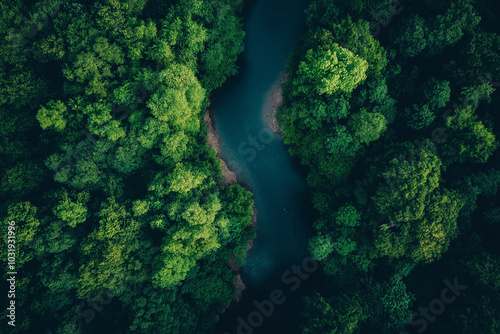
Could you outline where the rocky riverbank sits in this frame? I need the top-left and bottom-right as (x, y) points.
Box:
(204, 107), (257, 309)
(262, 71), (289, 135)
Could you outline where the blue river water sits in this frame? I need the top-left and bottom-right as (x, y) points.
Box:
(212, 1), (319, 333)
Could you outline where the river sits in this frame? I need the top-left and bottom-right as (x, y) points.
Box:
(212, 1), (318, 333)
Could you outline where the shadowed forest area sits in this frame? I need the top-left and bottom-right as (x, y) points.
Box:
(1, 0), (499, 333)
(278, 0), (500, 333)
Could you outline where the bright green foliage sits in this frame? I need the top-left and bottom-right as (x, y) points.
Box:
(63, 36), (126, 99)
(348, 109), (387, 144)
(161, 0), (207, 68)
(153, 253), (197, 288)
(409, 189), (464, 263)
(0, 0), (252, 332)
(78, 197), (144, 298)
(372, 185), (464, 263)
(154, 197), (222, 288)
(147, 64), (205, 132)
(132, 199), (150, 216)
(83, 102), (126, 141)
(373, 144), (442, 222)
(314, 17), (388, 77)
(168, 163), (207, 194)
(160, 131), (191, 163)
(37, 100), (68, 131)
(292, 43), (368, 97)
(110, 134), (147, 173)
(52, 190), (89, 227)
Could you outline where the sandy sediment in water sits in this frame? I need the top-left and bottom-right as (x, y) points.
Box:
(222, 71), (289, 305)
(262, 71), (289, 135)
(204, 108), (238, 186)
(214, 70), (288, 308)
(204, 108), (259, 310)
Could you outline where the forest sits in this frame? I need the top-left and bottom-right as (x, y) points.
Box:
(1, 0), (255, 333)
(277, 0), (500, 333)
(2, 0), (500, 333)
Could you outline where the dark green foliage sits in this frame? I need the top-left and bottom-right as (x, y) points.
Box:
(302, 291), (367, 334)
(280, 0), (500, 333)
(392, 14), (428, 58)
(2, 0), (500, 332)
(0, 0), (252, 333)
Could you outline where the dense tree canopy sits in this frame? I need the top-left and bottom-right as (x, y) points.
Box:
(0, 0), (254, 333)
(1, 0), (500, 333)
(280, 0), (500, 333)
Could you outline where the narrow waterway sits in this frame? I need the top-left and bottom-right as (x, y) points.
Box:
(213, 1), (317, 333)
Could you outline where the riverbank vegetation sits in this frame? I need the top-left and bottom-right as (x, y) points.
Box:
(0, 0), (255, 333)
(278, 0), (500, 332)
